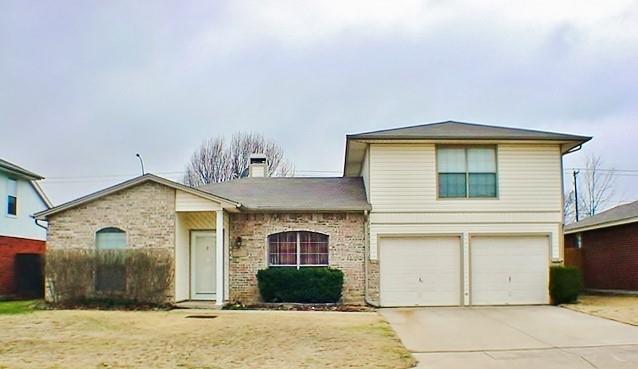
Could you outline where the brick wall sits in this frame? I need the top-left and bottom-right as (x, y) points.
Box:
(575, 222), (638, 291)
(45, 181), (177, 301)
(229, 212), (366, 304)
(366, 259), (380, 305)
(0, 236), (45, 296)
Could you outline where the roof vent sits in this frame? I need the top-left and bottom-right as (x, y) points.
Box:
(248, 154), (267, 178)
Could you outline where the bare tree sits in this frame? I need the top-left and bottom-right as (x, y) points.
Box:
(563, 190), (576, 224)
(184, 132), (293, 186)
(578, 154), (616, 218)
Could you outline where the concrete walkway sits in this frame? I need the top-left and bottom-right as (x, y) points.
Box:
(381, 306), (638, 369)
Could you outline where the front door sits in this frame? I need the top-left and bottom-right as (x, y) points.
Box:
(190, 231), (216, 300)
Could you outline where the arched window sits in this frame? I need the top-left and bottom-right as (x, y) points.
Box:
(96, 227), (127, 250)
(268, 231), (329, 268)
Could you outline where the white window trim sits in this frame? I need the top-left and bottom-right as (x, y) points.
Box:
(267, 231), (330, 269)
(437, 145), (499, 199)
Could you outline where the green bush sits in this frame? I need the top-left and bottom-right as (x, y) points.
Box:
(256, 267), (344, 303)
(549, 265), (582, 305)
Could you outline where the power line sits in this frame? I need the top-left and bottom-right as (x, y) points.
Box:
(564, 167), (638, 173)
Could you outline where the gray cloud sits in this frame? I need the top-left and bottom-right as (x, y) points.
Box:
(1, 0), (637, 207)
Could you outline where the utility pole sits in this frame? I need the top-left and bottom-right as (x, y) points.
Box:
(573, 170), (580, 222)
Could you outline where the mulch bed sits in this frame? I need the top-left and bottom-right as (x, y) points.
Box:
(223, 302), (374, 312)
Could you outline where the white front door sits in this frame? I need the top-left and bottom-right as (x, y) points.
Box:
(190, 231), (216, 300)
(379, 236), (462, 307)
(471, 236), (549, 305)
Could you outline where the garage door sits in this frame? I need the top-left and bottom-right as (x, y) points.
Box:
(380, 237), (461, 307)
(471, 236), (549, 305)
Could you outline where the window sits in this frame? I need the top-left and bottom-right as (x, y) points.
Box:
(437, 146), (497, 198)
(268, 231), (329, 268)
(96, 227), (127, 249)
(95, 227), (127, 292)
(7, 178), (17, 216)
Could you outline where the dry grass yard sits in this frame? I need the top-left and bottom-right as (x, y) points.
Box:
(564, 294), (638, 326)
(0, 307), (414, 369)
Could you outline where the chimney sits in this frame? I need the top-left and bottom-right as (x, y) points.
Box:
(248, 154), (267, 177)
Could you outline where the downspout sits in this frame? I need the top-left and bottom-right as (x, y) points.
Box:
(34, 217), (48, 230)
(363, 209), (379, 307)
(565, 144), (583, 155)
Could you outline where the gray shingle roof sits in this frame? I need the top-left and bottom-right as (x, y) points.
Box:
(348, 121), (591, 142)
(199, 177), (371, 211)
(0, 158), (44, 180)
(565, 200), (638, 233)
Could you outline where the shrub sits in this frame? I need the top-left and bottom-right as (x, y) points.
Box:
(46, 249), (174, 305)
(256, 267), (344, 303)
(549, 265), (582, 305)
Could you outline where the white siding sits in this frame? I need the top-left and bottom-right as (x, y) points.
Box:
(175, 190), (221, 212)
(369, 143), (562, 212)
(367, 143), (564, 269)
(0, 172), (48, 240)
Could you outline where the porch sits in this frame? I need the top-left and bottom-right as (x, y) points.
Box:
(174, 191), (236, 306)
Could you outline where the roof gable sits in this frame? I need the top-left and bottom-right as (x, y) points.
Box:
(344, 120), (592, 176)
(34, 174), (240, 220)
(0, 158), (44, 180)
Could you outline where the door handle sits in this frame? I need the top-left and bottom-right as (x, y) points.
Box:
(419, 277), (423, 283)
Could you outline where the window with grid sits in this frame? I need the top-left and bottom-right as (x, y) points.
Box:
(268, 231), (329, 268)
(437, 146), (497, 198)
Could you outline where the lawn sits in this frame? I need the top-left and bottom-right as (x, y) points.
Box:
(0, 309), (415, 369)
(0, 300), (39, 315)
(564, 294), (638, 326)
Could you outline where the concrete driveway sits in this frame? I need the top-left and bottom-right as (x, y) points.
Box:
(381, 306), (638, 369)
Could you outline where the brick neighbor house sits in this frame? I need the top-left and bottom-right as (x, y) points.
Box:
(564, 200), (638, 292)
(0, 159), (51, 297)
(35, 121), (591, 306)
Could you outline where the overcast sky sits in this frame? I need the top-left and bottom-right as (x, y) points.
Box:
(2, 1), (637, 207)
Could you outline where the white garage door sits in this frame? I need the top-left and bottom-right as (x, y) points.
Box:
(380, 236), (461, 307)
(471, 236), (549, 305)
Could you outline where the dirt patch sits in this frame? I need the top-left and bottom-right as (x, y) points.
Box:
(0, 309), (414, 369)
(564, 294), (638, 325)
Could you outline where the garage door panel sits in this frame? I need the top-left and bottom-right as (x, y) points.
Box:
(380, 236), (461, 307)
(471, 236), (549, 305)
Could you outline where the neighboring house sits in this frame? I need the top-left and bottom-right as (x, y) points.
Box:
(0, 159), (51, 297)
(35, 121), (590, 306)
(564, 201), (638, 292)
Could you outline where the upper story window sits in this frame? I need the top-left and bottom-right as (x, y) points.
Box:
(7, 178), (17, 216)
(437, 146), (497, 198)
(96, 227), (127, 249)
(268, 231), (329, 268)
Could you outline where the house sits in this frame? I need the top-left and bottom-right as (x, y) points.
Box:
(564, 200), (638, 292)
(34, 121), (591, 306)
(0, 159), (51, 297)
